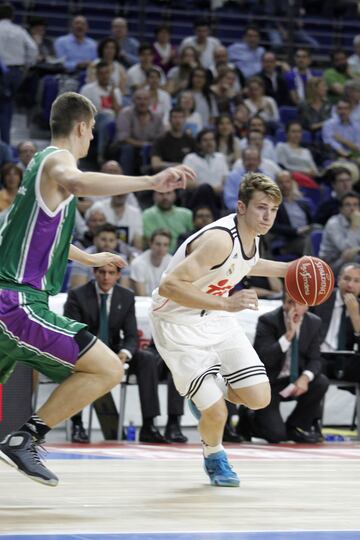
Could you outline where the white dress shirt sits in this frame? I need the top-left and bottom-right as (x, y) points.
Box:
(321, 289), (345, 353)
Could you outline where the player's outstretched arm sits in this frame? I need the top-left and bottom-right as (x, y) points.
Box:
(248, 258), (290, 278)
(69, 245), (127, 269)
(159, 230), (259, 312)
(46, 151), (195, 197)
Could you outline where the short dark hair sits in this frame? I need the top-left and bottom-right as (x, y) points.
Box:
(340, 191), (360, 206)
(0, 3), (14, 20)
(285, 120), (302, 133)
(193, 205), (214, 219)
(330, 167), (352, 185)
(244, 24), (260, 35)
(94, 223), (118, 237)
(331, 48), (348, 61)
(150, 229), (172, 243)
(196, 128), (214, 145)
(194, 17), (211, 28)
(169, 107), (185, 118)
(138, 43), (152, 55)
(96, 60), (110, 71)
(50, 92), (96, 138)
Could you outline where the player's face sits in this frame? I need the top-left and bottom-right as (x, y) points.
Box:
(239, 191), (279, 235)
(94, 264), (120, 292)
(338, 267), (360, 297)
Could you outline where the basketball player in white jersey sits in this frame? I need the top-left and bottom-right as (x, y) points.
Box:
(150, 172), (289, 487)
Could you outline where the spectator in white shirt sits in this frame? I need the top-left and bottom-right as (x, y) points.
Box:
(244, 76), (280, 131)
(180, 18), (221, 70)
(126, 43), (166, 93)
(130, 229), (172, 296)
(146, 67), (172, 125)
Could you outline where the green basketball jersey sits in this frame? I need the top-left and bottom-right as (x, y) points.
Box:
(0, 146), (77, 296)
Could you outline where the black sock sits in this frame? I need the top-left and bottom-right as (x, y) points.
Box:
(19, 414), (51, 441)
(167, 414), (179, 426)
(143, 417), (154, 429)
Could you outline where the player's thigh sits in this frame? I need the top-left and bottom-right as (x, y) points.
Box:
(75, 338), (123, 380)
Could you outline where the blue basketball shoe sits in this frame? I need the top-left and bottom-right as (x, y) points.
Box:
(188, 399), (201, 420)
(204, 450), (240, 487)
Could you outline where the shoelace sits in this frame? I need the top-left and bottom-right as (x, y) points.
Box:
(29, 440), (47, 466)
(211, 456), (235, 476)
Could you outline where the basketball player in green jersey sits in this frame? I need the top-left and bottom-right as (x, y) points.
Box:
(0, 92), (195, 486)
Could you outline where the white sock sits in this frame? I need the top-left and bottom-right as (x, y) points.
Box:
(202, 441), (224, 457)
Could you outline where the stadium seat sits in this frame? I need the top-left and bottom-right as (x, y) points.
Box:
(309, 229), (323, 257)
(279, 106), (299, 125)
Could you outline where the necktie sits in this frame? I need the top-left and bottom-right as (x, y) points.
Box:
(337, 304), (347, 350)
(99, 293), (109, 345)
(290, 335), (299, 383)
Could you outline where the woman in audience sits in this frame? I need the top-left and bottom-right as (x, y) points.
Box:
(152, 25), (177, 75)
(87, 37), (127, 95)
(298, 77), (331, 134)
(187, 67), (218, 126)
(275, 121), (319, 188)
(166, 46), (200, 96)
(243, 76), (280, 132)
(214, 114), (241, 167)
(0, 163), (23, 212)
(146, 68), (172, 125)
(177, 91), (203, 136)
(211, 67), (242, 115)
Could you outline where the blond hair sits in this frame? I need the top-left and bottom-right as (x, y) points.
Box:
(238, 172), (282, 206)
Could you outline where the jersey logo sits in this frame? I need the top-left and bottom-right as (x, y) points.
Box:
(17, 186), (27, 196)
(206, 279), (232, 296)
(226, 264), (235, 276)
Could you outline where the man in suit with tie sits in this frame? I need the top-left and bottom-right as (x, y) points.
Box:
(312, 263), (360, 378)
(238, 291), (329, 443)
(64, 263), (187, 443)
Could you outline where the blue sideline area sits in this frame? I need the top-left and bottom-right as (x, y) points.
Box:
(1, 532), (360, 540)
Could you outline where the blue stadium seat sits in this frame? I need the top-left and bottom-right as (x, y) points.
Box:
(279, 106), (299, 125)
(310, 229), (323, 257)
(275, 128), (312, 145)
(41, 75), (59, 124)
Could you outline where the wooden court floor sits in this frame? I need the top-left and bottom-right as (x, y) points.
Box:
(1, 442), (360, 539)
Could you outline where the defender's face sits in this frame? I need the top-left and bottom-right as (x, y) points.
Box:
(238, 191), (279, 235)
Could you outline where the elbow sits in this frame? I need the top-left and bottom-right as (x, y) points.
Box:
(159, 277), (177, 299)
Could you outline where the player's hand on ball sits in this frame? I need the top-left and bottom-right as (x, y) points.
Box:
(226, 289), (259, 312)
(151, 165), (196, 192)
(90, 252), (128, 269)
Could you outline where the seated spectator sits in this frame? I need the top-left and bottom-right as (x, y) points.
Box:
(215, 114), (242, 168)
(76, 207), (107, 249)
(151, 107), (196, 172)
(146, 67), (172, 124)
(298, 77), (331, 135)
(176, 204), (215, 248)
(319, 191), (360, 276)
(126, 43), (166, 94)
(180, 18), (221, 70)
(86, 37), (127, 95)
(315, 166), (353, 225)
(343, 79), (360, 125)
(80, 61), (122, 165)
(271, 170), (313, 257)
(65, 263), (186, 444)
(323, 50), (352, 105)
(143, 191), (193, 253)
(27, 15), (55, 64)
(243, 76), (280, 132)
(209, 45), (245, 93)
(211, 67), (242, 115)
(187, 67), (219, 126)
(238, 292), (328, 444)
(16, 140), (36, 171)
(312, 263), (360, 355)
(322, 99), (360, 160)
(228, 25), (265, 80)
(183, 128), (229, 199)
(177, 90), (203, 136)
(69, 223), (130, 289)
(0, 163), (22, 212)
(275, 121), (319, 188)
(112, 88), (165, 174)
(240, 128), (276, 162)
(90, 194), (143, 251)
(348, 35), (360, 78)
(152, 25), (177, 75)
(110, 17), (139, 68)
(257, 51), (290, 106)
(166, 46), (201, 97)
(284, 48), (315, 106)
(232, 145), (280, 183)
(54, 15), (97, 74)
(224, 147), (264, 211)
(130, 229), (172, 296)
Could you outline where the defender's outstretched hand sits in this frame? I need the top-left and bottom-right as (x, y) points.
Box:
(90, 252), (128, 269)
(151, 165), (196, 192)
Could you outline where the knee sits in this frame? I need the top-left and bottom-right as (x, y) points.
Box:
(103, 355), (124, 388)
(201, 399), (228, 425)
(244, 384), (271, 410)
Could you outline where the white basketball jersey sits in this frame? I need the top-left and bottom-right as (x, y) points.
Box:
(151, 213), (260, 324)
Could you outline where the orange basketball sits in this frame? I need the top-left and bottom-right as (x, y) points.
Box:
(285, 256), (335, 306)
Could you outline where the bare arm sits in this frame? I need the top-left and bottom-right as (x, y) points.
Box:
(247, 257), (289, 278)
(43, 150), (195, 198)
(68, 244), (127, 269)
(159, 230), (259, 312)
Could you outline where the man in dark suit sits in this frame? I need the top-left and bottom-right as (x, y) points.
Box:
(256, 51), (290, 106)
(312, 263), (360, 380)
(239, 292), (329, 443)
(64, 263), (187, 444)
